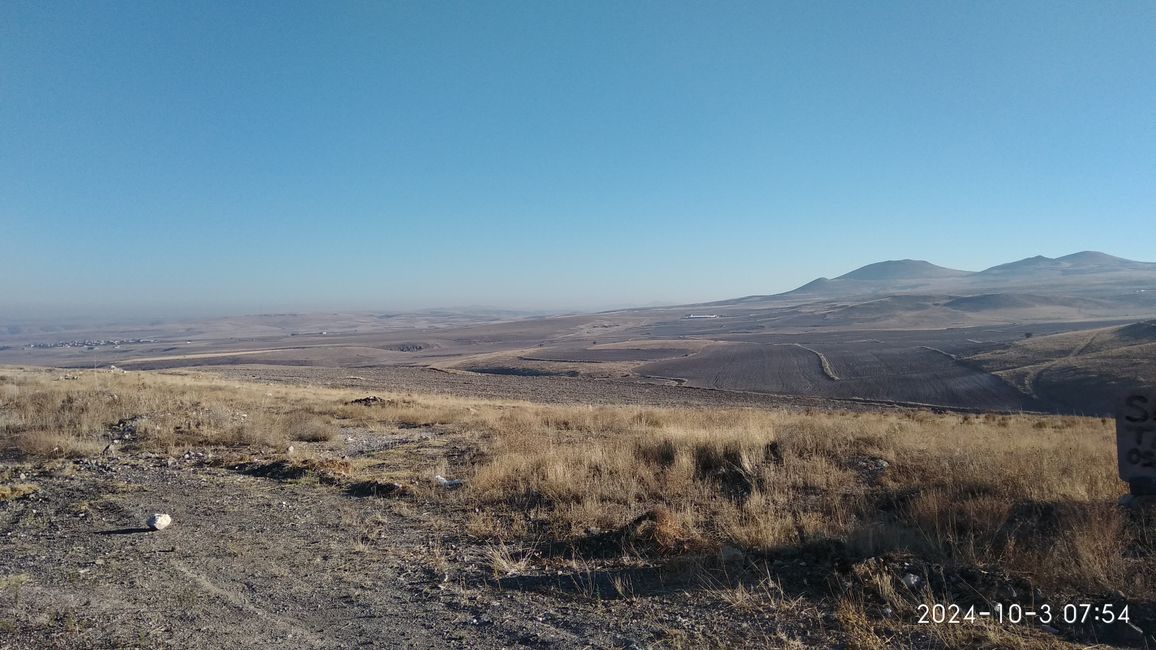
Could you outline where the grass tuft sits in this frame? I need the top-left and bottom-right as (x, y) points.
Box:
(0, 484), (38, 501)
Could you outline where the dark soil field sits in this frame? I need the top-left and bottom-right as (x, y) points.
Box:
(522, 346), (698, 363)
(637, 343), (829, 394)
(2, 314), (1146, 415)
(635, 341), (1041, 411)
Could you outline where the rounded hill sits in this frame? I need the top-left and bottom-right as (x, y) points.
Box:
(836, 259), (972, 281)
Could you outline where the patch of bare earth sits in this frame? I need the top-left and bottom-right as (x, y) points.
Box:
(2, 456), (691, 649)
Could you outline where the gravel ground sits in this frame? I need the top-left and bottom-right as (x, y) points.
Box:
(1, 443), (842, 649)
(0, 455), (662, 649)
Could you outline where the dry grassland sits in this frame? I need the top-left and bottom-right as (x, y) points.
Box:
(1, 366), (1151, 647)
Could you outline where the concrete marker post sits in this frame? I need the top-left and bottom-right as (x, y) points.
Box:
(1118, 390), (1156, 506)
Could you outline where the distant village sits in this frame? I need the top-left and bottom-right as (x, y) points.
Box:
(24, 338), (157, 350)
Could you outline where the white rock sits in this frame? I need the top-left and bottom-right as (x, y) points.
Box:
(435, 475), (463, 489)
(147, 513), (172, 531)
(901, 573), (921, 589)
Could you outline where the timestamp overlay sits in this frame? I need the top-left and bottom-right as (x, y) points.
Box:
(916, 602), (1131, 626)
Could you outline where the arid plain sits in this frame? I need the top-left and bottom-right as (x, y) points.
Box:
(4, 251), (1154, 416)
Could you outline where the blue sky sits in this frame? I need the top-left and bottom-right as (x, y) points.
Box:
(3, 1), (1154, 318)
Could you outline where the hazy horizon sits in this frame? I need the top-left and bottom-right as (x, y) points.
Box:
(3, 248), (1153, 325)
(4, 2), (1155, 320)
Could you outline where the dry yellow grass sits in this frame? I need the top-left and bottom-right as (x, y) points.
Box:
(0, 483), (38, 501)
(0, 366), (1149, 607)
(460, 402), (1144, 596)
(0, 367), (457, 456)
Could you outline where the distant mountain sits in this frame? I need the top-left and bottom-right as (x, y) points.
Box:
(836, 259), (972, 281)
(790, 277), (834, 293)
(698, 251), (1156, 311)
(978, 251), (1149, 276)
(803, 251), (1156, 298)
(978, 255), (1058, 275)
(777, 260), (972, 300)
(1055, 251), (1131, 266)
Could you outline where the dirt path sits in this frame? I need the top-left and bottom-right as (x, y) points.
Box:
(918, 345), (957, 361)
(789, 344), (840, 381)
(0, 457), (643, 649)
(1068, 330), (1101, 358)
(1016, 331), (1103, 405)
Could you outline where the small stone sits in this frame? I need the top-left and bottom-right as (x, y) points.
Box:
(901, 573), (922, 589)
(435, 475), (463, 489)
(147, 513), (172, 531)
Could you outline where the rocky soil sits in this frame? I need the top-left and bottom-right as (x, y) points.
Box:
(1, 444), (840, 649)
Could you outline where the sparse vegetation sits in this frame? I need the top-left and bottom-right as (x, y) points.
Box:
(460, 401), (1144, 597)
(282, 411), (335, 442)
(1, 366), (1151, 647)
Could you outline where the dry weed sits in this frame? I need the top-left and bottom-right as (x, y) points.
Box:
(0, 366), (1145, 604)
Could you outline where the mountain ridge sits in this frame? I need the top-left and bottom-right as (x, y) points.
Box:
(703, 251), (1156, 307)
